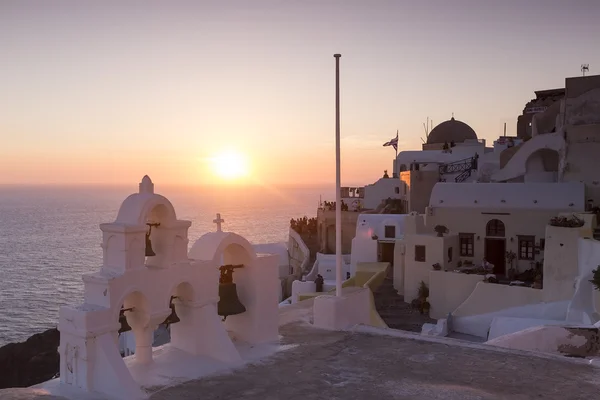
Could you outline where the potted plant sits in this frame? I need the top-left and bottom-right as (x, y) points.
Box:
(434, 225), (449, 237)
(432, 263), (442, 271)
(506, 250), (517, 280)
(417, 281), (430, 315)
(549, 214), (584, 228)
(589, 267), (600, 291)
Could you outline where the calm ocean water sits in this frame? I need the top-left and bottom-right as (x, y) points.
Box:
(0, 184), (331, 346)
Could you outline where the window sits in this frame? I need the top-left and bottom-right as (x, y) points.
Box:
(459, 233), (474, 257)
(486, 219), (505, 237)
(384, 225), (396, 238)
(518, 235), (535, 260)
(394, 187), (400, 194)
(447, 247), (453, 262)
(539, 238), (545, 250)
(415, 245), (426, 262)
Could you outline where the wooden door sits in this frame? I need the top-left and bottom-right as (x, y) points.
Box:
(484, 238), (506, 275)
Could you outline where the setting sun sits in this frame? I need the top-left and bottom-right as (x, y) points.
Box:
(209, 150), (250, 180)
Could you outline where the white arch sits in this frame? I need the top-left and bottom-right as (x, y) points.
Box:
(492, 132), (565, 182)
(114, 193), (178, 226)
(188, 231), (257, 265)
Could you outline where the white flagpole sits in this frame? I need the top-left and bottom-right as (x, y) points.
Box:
(334, 53), (342, 297)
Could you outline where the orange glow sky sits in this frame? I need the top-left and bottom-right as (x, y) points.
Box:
(1, 1), (599, 186)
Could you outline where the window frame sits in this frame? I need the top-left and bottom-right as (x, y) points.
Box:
(384, 225), (396, 239)
(415, 245), (426, 262)
(459, 233), (475, 257)
(518, 235), (535, 260)
(486, 219), (505, 237)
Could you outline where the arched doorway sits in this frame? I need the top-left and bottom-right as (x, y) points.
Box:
(485, 219), (506, 275)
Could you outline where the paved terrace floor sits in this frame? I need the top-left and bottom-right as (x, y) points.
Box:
(148, 322), (600, 400)
(3, 304), (600, 400)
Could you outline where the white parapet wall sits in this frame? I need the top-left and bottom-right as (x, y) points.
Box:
(453, 282), (543, 318)
(291, 280), (317, 304)
(288, 228), (311, 276)
(315, 253), (351, 281)
(428, 271), (483, 320)
(350, 236), (378, 277)
(543, 225), (583, 303)
(312, 287), (372, 330)
(453, 300), (570, 339)
(487, 316), (586, 341)
(569, 237), (600, 323)
(403, 233), (460, 303)
(486, 325), (600, 358)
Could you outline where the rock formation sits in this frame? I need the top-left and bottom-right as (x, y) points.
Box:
(0, 329), (59, 389)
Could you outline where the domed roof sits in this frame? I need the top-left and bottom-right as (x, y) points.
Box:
(426, 117), (477, 144)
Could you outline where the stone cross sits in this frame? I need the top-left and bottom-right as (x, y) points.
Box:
(213, 213), (224, 232)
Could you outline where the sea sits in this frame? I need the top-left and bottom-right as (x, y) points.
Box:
(0, 184), (331, 346)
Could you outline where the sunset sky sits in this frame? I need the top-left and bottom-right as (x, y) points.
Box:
(1, 0), (599, 186)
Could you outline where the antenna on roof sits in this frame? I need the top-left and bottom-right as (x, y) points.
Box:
(423, 117), (430, 138)
(504, 122), (506, 137)
(582, 64), (589, 76)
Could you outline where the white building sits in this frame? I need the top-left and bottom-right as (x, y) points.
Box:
(349, 213), (409, 276)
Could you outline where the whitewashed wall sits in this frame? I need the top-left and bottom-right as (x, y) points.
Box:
(402, 234), (459, 302)
(363, 178), (407, 209)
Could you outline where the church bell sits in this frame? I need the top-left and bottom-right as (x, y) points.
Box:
(218, 282), (246, 320)
(162, 296), (181, 327)
(217, 264), (246, 320)
(145, 222), (160, 257)
(118, 308), (133, 334)
(145, 233), (156, 257)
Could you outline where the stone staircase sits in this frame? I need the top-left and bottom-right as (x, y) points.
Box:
(373, 273), (435, 332)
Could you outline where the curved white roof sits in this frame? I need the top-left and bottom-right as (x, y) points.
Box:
(491, 132), (565, 182)
(429, 182), (585, 210)
(113, 176), (178, 226)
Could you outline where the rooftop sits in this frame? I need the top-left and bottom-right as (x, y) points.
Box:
(11, 319), (599, 400)
(429, 182), (585, 210)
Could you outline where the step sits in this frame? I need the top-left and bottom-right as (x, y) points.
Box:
(375, 301), (408, 308)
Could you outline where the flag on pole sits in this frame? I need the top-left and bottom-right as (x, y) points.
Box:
(383, 131), (399, 151)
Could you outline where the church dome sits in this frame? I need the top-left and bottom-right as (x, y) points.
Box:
(426, 117), (477, 144)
